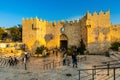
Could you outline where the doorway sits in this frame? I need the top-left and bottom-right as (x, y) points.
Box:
(60, 34), (68, 50)
(60, 40), (68, 50)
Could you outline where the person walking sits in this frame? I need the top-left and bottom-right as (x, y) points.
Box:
(63, 51), (67, 66)
(8, 56), (12, 66)
(14, 57), (18, 65)
(72, 51), (77, 68)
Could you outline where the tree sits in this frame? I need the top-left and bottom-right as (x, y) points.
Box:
(8, 25), (22, 41)
(35, 45), (47, 57)
(110, 42), (120, 51)
(77, 39), (86, 55)
(1, 32), (8, 40)
(0, 28), (5, 39)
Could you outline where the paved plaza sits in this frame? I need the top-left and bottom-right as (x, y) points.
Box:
(0, 51), (120, 80)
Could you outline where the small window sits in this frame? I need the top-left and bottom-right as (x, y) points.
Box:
(32, 24), (34, 29)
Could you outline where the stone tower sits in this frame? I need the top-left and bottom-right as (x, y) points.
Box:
(86, 10), (111, 53)
(22, 17), (47, 52)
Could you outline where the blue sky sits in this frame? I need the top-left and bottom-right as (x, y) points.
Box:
(0, 0), (120, 27)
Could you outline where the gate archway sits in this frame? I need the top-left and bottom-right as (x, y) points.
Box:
(60, 34), (68, 50)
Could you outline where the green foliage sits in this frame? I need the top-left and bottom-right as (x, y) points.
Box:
(1, 32), (8, 40)
(8, 26), (22, 41)
(66, 48), (73, 56)
(77, 39), (86, 55)
(110, 42), (120, 51)
(66, 46), (77, 56)
(36, 46), (44, 54)
(71, 46), (77, 50)
(0, 28), (5, 39)
(35, 46), (48, 57)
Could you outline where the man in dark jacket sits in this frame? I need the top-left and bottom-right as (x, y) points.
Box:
(72, 52), (77, 68)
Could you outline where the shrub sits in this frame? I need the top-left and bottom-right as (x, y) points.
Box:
(77, 39), (86, 55)
(110, 42), (120, 51)
(35, 45), (48, 57)
(66, 48), (73, 56)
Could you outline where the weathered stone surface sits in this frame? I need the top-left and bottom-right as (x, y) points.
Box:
(22, 10), (120, 54)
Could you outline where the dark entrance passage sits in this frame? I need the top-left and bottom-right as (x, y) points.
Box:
(60, 40), (68, 50)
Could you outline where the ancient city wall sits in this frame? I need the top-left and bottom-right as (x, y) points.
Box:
(111, 25), (120, 43)
(64, 20), (82, 47)
(22, 17), (47, 52)
(22, 10), (120, 54)
(86, 10), (111, 54)
(79, 15), (87, 46)
(22, 18), (37, 51)
(46, 21), (63, 48)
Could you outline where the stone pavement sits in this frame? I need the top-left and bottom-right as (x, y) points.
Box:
(0, 53), (120, 80)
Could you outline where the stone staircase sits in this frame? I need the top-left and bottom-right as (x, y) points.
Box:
(78, 66), (120, 80)
(0, 58), (9, 68)
(110, 51), (120, 60)
(1, 54), (120, 80)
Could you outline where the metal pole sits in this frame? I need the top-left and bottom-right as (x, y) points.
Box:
(113, 67), (116, 80)
(49, 63), (51, 69)
(78, 70), (80, 80)
(107, 63), (110, 76)
(92, 69), (94, 80)
(53, 60), (54, 69)
(43, 64), (45, 70)
(94, 66), (96, 75)
(25, 63), (27, 70)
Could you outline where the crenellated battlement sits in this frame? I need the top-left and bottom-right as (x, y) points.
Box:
(23, 17), (83, 27)
(46, 19), (81, 27)
(85, 10), (111, 27)
(64, 20), (81, 25)
(22, 10), (110, 27)
(22, 16), (47, 24)
(47, 21), (62, 27)
(86, 10), (110, 17)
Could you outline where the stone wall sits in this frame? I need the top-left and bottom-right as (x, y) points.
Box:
(79, 15), (87, 45)
(86, 10), (111, 53)
(63, 21), (82, 47)
(22, 10), (120, 54)
(22, 17), (47, 53)
(22, 18), (37, 51)
(111, 25), (120, 43)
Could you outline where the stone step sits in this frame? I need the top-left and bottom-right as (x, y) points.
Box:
(113, 53), (120, 59)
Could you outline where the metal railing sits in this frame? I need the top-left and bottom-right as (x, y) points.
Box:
(101, 60), (120, 64)
(0, 58), (9, 67)
(78, 67), (120, 80)
(0, 55), (87, 72)
(43, 56), (87, 70)
(78, 60), (120, 80)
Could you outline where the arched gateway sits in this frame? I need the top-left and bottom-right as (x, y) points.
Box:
(60, 34), (68, 50)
